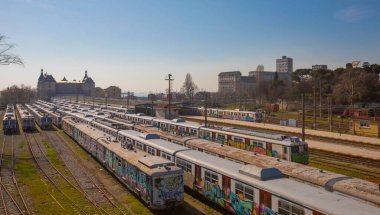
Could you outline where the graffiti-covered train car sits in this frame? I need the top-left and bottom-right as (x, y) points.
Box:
(62, 117), (184, 210)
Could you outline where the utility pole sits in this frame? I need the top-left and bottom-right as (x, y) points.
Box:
(151, 93), (154, 117)
(319, 80), (322, 118)
(165, 74), (174, 119)
(76, 84), (79, 103)
(329, 96), (333, 131)
(126, 91), (130, 109)
(302, 94), (305, 141)
(105, 93), (108, 109)
(313, 83), (316, 129)
(204, 91), (208, 127)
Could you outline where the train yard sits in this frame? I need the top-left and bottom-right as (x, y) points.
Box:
(1, 102), (379, 214)
(0, 107), (224, 214)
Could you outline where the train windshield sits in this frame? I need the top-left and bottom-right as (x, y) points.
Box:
(291, 144), (308, 154)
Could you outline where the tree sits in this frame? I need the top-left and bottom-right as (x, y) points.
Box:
(332, 68), (380, 104)
(0, 34), (23, 66)
(0, 85), (36, 105)
(180, 73), (198, 102)
(292, 69), (311, 82)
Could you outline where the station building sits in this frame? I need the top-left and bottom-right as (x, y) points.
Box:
(37, 69), (95, 100)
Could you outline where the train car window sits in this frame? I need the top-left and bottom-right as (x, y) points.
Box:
(204, 170), (218, 184)
(284, 147), (288, 154)
(135, 141), (144, 150)
(161, 152), (172, 161)
(176, 158), (192, 173)
(252, 141), (264, 148)
(235, 182), (254, 202)
(278, 200), (305, 215)
(233, 137), (244, 143)
(147, 146), (156, 155)
(116, 157), (122, 167)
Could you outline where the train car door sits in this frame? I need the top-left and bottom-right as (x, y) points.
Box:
(259, 190), (272, 211)
(194, 165), (202, 191)
(245, 139), (250, 151)
(266, 143), (272, 156)
(222, 175), (230, 199)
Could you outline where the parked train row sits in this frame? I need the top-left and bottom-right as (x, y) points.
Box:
(3, 104), (17, 133)
(42, 99), (308, 164)
(36, 100), (380, 206)
(61, 114), (380, 215)
(16, 104), (36, 131)
(124, 113), (309, 164)
(25, 104), (53, 130)
(198, 107), (264, 122)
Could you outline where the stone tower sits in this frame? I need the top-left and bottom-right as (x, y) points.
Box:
(37, 69), (56, 100)
(82, 70), (95, 96)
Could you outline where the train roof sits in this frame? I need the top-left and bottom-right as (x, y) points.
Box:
(175, 149), (379, 214)
(126, 114), (155, 121)
(153, 118), (201, 129)
(199, 107), (262, 114)
(118, 130), (190, 155)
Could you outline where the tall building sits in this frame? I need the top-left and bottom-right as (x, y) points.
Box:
(312, 64), (328, 71)
(276, 56), (293, 73)
(218, 71), (242, 93)
(37, 69), (95, 100)
(250, 64), (290, 83)
(218, 71), (255, 96)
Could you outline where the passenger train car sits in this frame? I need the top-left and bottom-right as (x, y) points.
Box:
(3, 104), (17, 134)
(62, 117), (184, 209)
(125, 114), (308, 164)
(33, 103), (63, 128)
(61, 116), (380, 215)
(198, 107), (263, 122)
(25, 104), (52, 130)
(16, 104), (36, 131)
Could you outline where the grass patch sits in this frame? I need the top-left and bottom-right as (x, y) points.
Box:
(16, 149), (77, 214)
(124, 194), (152, 215)
(55, 130), (91, 161)
(184, 193), (221, 215)
(41, 139), (62, 166)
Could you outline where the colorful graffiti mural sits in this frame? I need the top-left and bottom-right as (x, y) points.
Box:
(155, 175), (184, 202)
(195, 180), (276, 215)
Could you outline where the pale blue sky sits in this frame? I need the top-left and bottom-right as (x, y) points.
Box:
(1, 0), (379, 93)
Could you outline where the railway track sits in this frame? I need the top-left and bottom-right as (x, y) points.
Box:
(309, 149), (380, 183)
(0, 135), (31, 215)
(309, 149), (380, 168)
(43, 130), (129, 215)
(25, 133), (104, 214)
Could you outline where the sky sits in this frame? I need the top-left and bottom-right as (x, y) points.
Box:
(1, 0), (379, 94)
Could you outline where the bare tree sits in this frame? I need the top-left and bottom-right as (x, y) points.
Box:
(0, 34), (23, 66)
(180, 73), (198, 102)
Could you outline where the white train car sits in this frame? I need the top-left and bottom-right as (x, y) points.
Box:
(16, 104), (35, 131)
(62, 117), (184, 209)
(25, 104), (52, 130)
(3, 104), (17, 134)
